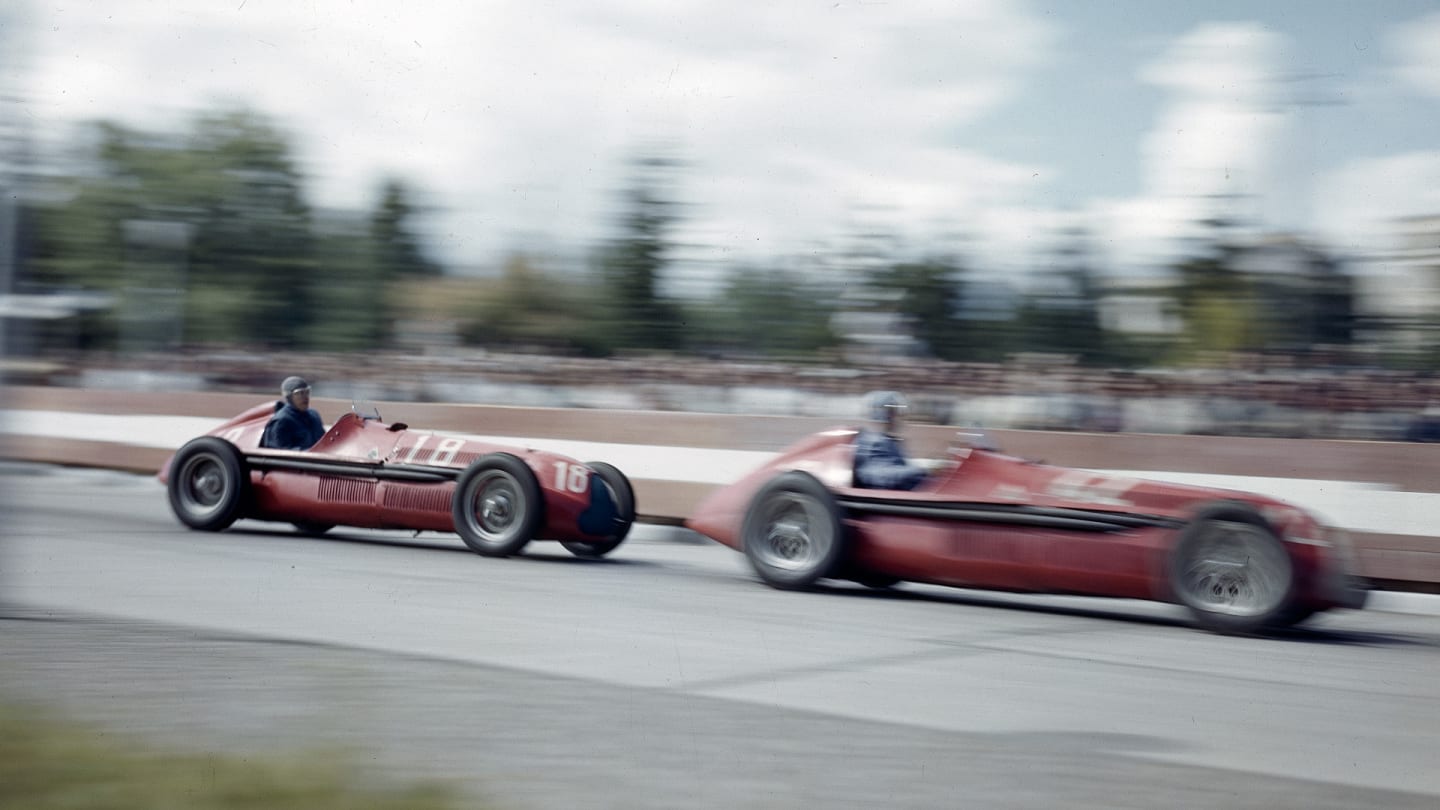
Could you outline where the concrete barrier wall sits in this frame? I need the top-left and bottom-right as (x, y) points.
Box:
(3, 386), (1438, 592)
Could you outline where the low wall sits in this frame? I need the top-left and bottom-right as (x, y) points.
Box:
(3, 385), (1438, 592)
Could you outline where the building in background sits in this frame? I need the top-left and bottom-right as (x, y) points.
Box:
(1356, 215), (1440, 356)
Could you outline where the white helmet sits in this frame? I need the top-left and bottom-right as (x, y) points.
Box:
(865, 390), (909, 423)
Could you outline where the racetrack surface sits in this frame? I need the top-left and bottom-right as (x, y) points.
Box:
(3, 465), (1439, 809)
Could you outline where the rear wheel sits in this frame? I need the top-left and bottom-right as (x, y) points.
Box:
(452, 454), (543, 557)
(1170, 502), (1296, 634)
(561, 462), (636, 559)
(168, 437), (249, 531)
(741, 471), (847, 590)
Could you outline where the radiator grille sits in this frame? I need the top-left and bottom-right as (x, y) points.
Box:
(318, 477), (376, 504)
(382, 484), (451, 513)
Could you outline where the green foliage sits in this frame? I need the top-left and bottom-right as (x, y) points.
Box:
(371, 178), (441, 279)
(1173, 246), (1268, 358)
(1013, 279), (1109, 364)
(23, 109), (444, 353)
(0, 701), (471, 810)
(306, 228), (390, 351)
(1169, 219), (1356, 358)
(460, 254), (613, 355)
(692, 266), (839, 357)
(597, 154), (685, 352)
(1010, 230), (1114, 364)
(19, 108), (1362, 368)
(27, 110), (318, 348)
(870, 258), (969, 360)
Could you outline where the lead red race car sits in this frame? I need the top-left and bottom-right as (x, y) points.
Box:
(159, 402), (635, 559)
(686, 428), (1369, 633)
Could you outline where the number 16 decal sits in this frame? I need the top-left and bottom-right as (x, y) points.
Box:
(553, 462), (590, 493)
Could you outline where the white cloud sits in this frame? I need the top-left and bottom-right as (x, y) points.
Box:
(1313, 151), (1440, 255)
(19, 0), (1059, 271)
(1086, 22), (1287, 270)
(1388, 11), (1440, 97)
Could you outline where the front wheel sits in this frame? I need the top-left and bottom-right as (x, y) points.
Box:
(741, 471), (847, 590)
(452, 454), (543, 557)
(168, 437), (249, 531)
(561, 461), (636, 559)
(1169, 502), (1296, 634)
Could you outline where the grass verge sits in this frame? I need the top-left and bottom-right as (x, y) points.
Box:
(0, 701), (479, 810)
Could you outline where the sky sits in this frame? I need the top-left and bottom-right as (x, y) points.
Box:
(7, 1), (1440, 283)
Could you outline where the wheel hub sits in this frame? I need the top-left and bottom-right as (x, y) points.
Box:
(182, 458), (225, 510)
(193, 469), (223, 504)
(480, 491), (514, 530)
(767, 519), (809, 560)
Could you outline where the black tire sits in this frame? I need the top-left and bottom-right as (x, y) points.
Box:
(292, 522), (334, 537)
(1169, 502), (1297, 634)
(741, 471), (847, 590)
(451, 453), (543, 557)
(167, 437), (249, 531)
(561, 461), (636, 559)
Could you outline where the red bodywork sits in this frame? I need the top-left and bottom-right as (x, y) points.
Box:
(687, 429), (1367, 615)
(159, 403), (614, 543)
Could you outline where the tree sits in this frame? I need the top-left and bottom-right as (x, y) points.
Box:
(304, 178), (446, 350)
(1169, 222), (1356, 359)
(187, 110), (317, 348)
(370, 178), (441, 279)
(1172, 244), (1261, 357)
(870, 257), (969, 360)
(597, 152), (685, 352)
(694, 266), (839, 358)
(23, 107), (453, 353)
(1245, 241), (1355, 351)
(463, 253), (609, 354)
(306, 224), (387, 351)
(1015, 230), (1110, 364)
(27, 109), (319, 349)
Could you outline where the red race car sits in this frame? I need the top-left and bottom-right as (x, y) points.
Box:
(686, 428), (1368, 633)
(159, 402), (635, 559)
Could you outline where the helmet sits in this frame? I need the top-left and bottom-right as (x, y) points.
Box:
(865, 390), (909, 423)
(281, 376), (311, 402)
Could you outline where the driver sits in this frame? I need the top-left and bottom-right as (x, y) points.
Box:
(854, 390), (927, 490)
(260, 376), (326, 450)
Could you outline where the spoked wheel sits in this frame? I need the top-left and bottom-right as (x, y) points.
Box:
(561, 461), (636, 559)
(451, 454), (543, 557)
(167, 437), (249, 531)
(1170, 503), (1296, 634)
(741, 471), (847, 590)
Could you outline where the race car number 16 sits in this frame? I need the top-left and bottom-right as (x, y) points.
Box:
(553, 462), (590, 493)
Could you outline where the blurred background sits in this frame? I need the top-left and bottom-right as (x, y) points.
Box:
(2, 1), (1440, 438)
(5, 6), (1440, 808)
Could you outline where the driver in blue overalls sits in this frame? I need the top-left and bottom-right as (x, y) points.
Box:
(854, 390), (928, 490)
(261, 376), (326, 451)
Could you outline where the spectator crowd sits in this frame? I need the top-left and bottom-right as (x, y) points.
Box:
(13, 349), (1440, 443)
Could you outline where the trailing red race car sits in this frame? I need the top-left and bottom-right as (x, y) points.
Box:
(686, 428), (1369, 633)
(159, 402), (635, 559)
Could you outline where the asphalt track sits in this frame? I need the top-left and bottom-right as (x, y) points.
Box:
(3, 464), (1439, 809)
